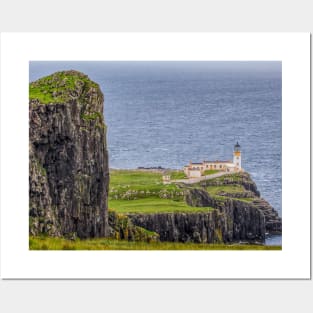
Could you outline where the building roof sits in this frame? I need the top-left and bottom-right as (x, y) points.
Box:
(203, 160), (232, 163)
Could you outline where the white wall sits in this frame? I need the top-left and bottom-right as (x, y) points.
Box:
(233, 153), (241, 169)
(188, 170), (201, 178)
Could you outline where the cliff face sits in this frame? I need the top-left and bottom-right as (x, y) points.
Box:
(29, 70), (109, 238)
(197, 172), (282, 234)
(185, 189), (266, 242)
(128, 202), (265, 244)
(108, 210), (159, 242)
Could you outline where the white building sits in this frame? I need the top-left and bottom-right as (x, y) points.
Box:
(162, 175), (171, 184)
(233, 141), (242, 169)
(184, 142), (242, 178)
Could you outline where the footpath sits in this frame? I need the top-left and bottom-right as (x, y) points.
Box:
(171, 171), (229, 185)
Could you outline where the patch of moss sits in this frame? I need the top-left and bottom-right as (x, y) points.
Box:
(81, 112), (102, 121)
(80, 126), (89, 132)
(95, 123), (106, 130)
(108, 210), (160, 242)
(40, 165), (47, 176)
(34, 158), (47, 176)
(214, 228), (223, 243)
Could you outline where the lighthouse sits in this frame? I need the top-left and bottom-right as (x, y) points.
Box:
(233, 142), (242, 171)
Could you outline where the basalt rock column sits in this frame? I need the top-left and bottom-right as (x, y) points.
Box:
(29, 70), (109, 238)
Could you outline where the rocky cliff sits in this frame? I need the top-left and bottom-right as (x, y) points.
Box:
(29, 70), (109, 238)
(124, 172), (281, 244)
(197, 172), (282, 234)
(128, 203), (265, 244)
(108, 210), (159, 242)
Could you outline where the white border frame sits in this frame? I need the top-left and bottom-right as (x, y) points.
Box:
(0, 33), (310, 279)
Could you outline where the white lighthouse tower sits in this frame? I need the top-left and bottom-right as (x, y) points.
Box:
(233, 142), (242, 171)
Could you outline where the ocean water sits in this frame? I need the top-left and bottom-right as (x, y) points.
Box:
(30, 61), (282, 245)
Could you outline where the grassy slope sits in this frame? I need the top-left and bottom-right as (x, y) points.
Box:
(205, 184), (245, 195)
(29, 236), (281, 250)
(110, 198), (214, 214)
(170, 171), (187, 179)
(109, 169), (214, 213)
(110, 169), (170, 192)
(204, 184), (254, 202)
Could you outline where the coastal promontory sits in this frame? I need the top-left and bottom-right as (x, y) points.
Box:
(108, 170), (282, 244)
(29, 71), (281, 250)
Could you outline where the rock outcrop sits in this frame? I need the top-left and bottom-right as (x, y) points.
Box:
(197, 172), (282, 233)
(29, 70), (109, 238)
(199, 172), (260, 197)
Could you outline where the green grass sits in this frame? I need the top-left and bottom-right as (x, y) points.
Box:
(204, 172), (248, 184)
(203, 170), (219, 175)
(109, 170), (257, 213)
(109, 169), (183, 200)
(110, 169), (163, 187)
(109, 198), (214, 214)
(81, 112), (102, 121)
(29, 70), (99, 104)
(205, 184), (245, 195)
(169, 170), (187, 179)
(204, 184), (256, 202)
(108, 170), (257, 213)
(29, 236), (282, 250)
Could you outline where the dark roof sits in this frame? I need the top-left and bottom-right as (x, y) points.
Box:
(203, 160), (232, 163)
(234, 141), (241, 148)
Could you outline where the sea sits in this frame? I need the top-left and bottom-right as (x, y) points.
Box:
(29, 61), (282, 245)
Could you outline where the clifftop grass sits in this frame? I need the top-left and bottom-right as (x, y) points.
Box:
(109, 170), (258, 214)
(110, 198), (215, 214)
(109, 169), (183, 199)
(109, 169), (215, 213)
(29, 70), (99, 104)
